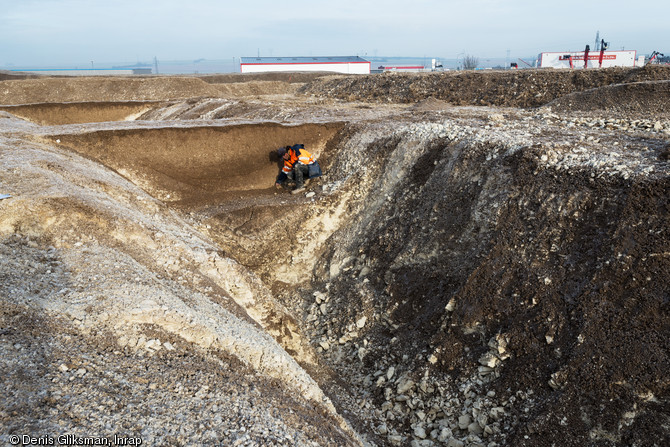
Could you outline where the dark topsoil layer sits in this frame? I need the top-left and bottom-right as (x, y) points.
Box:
(299, 64), (670, 112)
(302, 135), (669, 447)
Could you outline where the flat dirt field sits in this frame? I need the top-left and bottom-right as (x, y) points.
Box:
(0, 66), (668, 447)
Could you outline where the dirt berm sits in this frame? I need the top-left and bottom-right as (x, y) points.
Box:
(0, 67), (668, 447)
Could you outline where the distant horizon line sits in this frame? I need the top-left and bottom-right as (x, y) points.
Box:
(2, 54), (538, 68)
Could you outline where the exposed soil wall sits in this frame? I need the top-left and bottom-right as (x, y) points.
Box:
(301, 130), (669, 446)
(46, 122), (343, 205)
(0, 102), (160, 125)
(545, 80), (670, 116)
(0, 77), (226, 105)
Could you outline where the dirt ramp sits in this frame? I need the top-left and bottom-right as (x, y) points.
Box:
(48, 122), (343, 205)
(0, 101), (160, 125)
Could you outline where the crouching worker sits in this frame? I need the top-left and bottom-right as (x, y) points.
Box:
(274, 144), (322, 194)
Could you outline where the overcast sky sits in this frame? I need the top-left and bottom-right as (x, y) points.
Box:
(1, 0), (668, 67)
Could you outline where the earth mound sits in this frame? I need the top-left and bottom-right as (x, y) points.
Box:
(299, 64), (670, 109)
(545, 80), (670, 116)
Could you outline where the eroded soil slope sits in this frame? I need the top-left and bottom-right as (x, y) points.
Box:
(295, 125), (668, 447)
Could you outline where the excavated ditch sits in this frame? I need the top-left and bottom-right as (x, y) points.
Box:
(0, 102), (161, 126)
(1, 71), (669, 446)
(45, 122), (343, 206)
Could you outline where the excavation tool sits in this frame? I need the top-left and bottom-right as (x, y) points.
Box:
(648, 51), (665, 64)
(598, 39), (609, 68)
(518, 58), (533, 68)
(563, 54), (575, 69)
(584, 45), (590, 69)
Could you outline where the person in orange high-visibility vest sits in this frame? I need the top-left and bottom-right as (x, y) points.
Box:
(274, 144), (322, 194)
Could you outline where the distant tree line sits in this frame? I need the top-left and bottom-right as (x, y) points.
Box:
(462, 55), (479, 70)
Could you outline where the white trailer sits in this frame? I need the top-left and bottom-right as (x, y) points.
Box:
(538, 50), (637, 69)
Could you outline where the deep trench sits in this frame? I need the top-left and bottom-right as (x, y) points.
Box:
(42, 116), (670, 447)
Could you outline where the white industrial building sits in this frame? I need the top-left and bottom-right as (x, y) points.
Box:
(538, 50), (638, 69)
(239, 56), (370, 74)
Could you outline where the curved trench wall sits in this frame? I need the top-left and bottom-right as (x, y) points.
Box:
(0, 102), (160, 125)
(47, 122), (343, 206)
